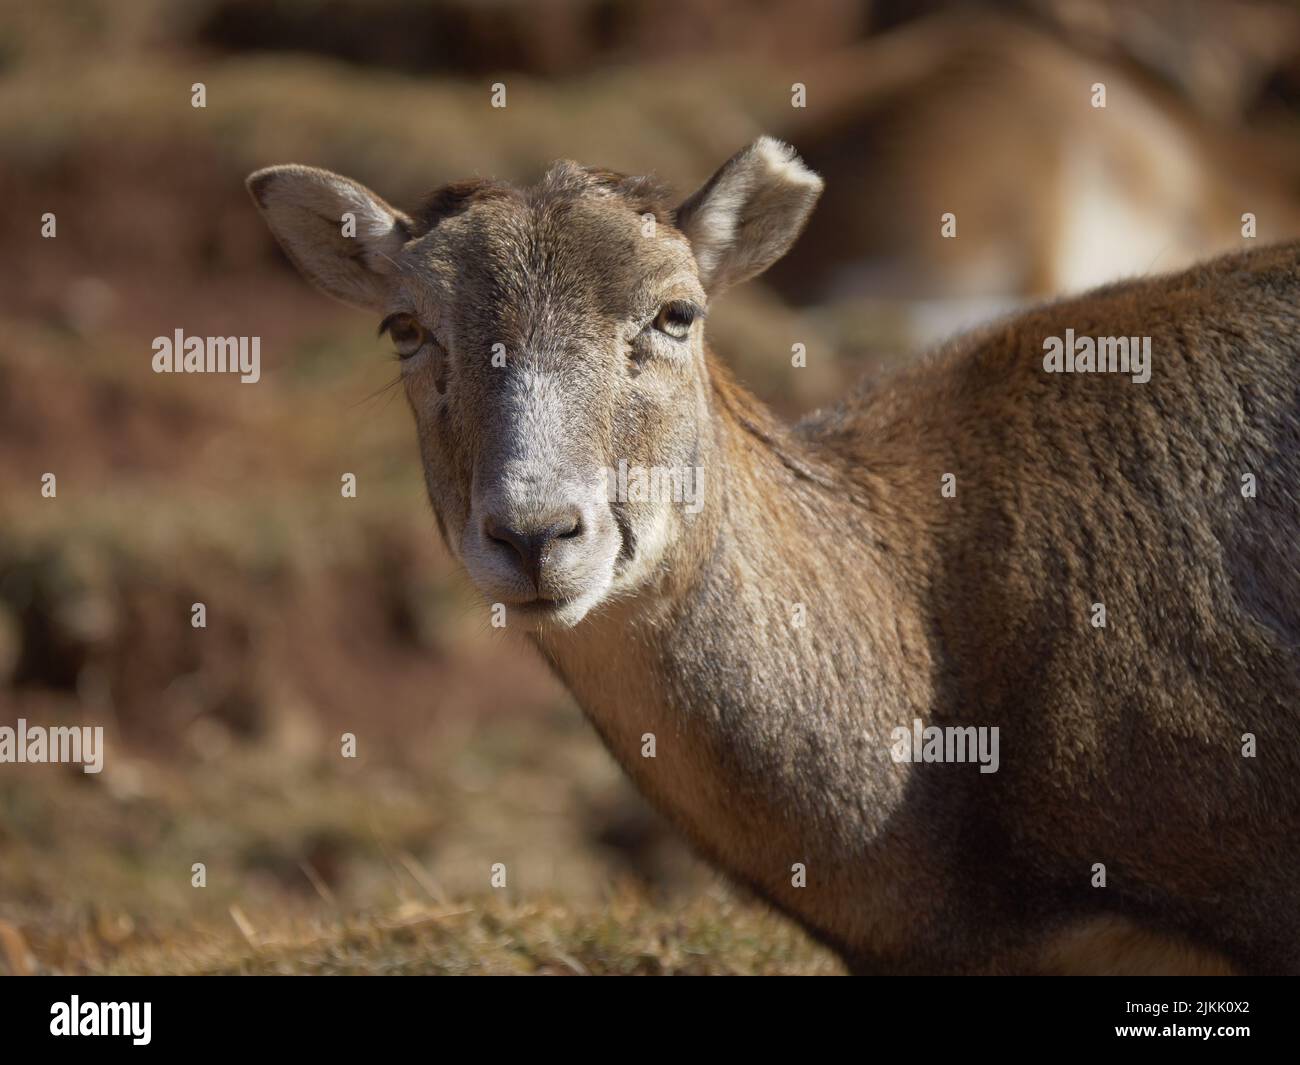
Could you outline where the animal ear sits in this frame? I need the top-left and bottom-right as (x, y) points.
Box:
(246, 165), (412, 311)
(674, 137), (823, 295)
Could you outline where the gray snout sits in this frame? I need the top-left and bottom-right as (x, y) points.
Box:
(483, 507), (584, 593)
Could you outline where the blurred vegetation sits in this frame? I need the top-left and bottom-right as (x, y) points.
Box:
(2, 0), (1300, 974)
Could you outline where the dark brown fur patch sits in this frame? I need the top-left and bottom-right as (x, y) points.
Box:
(413, 164), (679, 238)
(412, 178), (519, 234)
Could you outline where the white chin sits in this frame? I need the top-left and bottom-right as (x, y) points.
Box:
(504, 593), (599, 631)
(470, 570), (614, 630)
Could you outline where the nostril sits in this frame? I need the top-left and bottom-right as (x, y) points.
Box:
(482, 512), (584, 591)
(484, 517), (519, 551)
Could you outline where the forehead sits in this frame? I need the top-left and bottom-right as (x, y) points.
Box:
(398, 166), (700, 323)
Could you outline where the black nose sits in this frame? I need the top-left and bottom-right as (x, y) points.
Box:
(484, 512), (583, 589)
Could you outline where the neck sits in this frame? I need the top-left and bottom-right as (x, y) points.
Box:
(533, 354), (936, 960)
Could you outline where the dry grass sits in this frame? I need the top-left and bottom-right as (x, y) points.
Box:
(93, 894), (841, 976)
(0, 734), (839, 975)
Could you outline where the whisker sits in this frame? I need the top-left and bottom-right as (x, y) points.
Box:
(351, 370), (404, 411)
(375, 250), (415, 279)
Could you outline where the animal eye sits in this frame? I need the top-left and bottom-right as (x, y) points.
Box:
(380, 313), (428, 359)
(652, 301), (699, 341)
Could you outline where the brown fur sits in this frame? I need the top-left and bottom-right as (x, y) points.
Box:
(250, 143), (1300, 975)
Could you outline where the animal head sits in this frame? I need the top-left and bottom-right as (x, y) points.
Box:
(248, 137), (822, 629)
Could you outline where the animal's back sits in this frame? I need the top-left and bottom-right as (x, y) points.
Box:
(805, 242), (1300, 971)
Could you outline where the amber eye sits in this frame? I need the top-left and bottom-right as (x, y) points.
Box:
(380, 313), (428, 359)
(653, 301), (700, 341)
